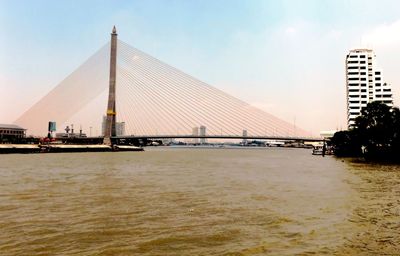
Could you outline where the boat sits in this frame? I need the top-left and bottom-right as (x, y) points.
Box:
(312, 145), (334, 156)
(312, 146), (324, 155)
(40, 144), (112, 153)
(113, 145), (144, 152)
(0, 144), (41, 154)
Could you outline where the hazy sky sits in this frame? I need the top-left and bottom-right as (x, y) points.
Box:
(1, 0), (400, 135)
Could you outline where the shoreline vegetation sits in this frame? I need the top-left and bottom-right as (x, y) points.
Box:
(331, 102), (400, 163)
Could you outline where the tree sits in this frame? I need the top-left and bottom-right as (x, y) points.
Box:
(354, 101), (393, 154)
(330, 130), (361, 157)
(332, 102), (400, 161)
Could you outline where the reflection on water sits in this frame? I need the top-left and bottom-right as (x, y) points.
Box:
(0, 148), (399, 255)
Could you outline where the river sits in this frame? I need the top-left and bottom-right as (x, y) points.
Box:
(0, 147), (399, 255)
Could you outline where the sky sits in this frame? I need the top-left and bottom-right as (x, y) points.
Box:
(1, 0), (400, 135)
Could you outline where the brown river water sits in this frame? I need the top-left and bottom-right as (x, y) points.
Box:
(0, 147), (399, 255)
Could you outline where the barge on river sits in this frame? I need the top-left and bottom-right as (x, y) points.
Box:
(0, 144), (143, 154)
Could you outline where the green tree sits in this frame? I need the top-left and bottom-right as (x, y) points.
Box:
(354, 101), (393, 153)
(330, 130), (361, 157)
(332, 102), (400, 161)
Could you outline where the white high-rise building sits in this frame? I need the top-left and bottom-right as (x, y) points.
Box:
(346, 49), (393, 127)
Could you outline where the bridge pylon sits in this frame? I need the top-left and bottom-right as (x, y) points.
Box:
(104, 26), (118, 145)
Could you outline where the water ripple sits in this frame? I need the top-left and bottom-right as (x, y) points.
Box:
(0, 148), (399, 255)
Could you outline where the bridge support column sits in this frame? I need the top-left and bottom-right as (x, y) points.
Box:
(104, 26), (118, 145)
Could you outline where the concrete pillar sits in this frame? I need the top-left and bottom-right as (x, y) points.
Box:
(104, 26), (118, 145)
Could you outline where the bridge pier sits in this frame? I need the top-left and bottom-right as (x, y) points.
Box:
(104, 26), (118, 145)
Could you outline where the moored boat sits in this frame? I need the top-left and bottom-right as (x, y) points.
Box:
(0, 144), (41, 154)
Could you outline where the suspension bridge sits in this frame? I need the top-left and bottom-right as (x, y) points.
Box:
(15, 27), (321, 143)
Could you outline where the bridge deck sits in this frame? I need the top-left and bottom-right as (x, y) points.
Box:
(114, 135), (324, 142)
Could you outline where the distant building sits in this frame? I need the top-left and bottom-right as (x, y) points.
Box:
(320, 130), (336, 139)
(346, 49), (393, 127)
(101, 115), (125, 136)
(192, 127), (199, 144)
(55, 125), (87, 138)
(242, 129), (248, 145)
(0, 124), (26, 142)
(199, 125), (206, 144)
(116, 122), (125, 136)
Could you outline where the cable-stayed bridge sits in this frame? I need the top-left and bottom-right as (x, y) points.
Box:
(15, 27), (320, 142)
